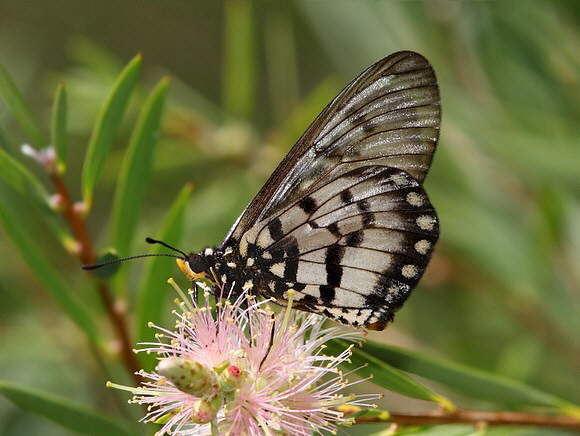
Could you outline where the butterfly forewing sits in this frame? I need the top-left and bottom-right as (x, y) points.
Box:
(196, 51), (440, 330)
(225, 51), (440, 242)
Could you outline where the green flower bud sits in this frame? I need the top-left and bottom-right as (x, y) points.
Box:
(219, 364), (246, 393)
(156, 357), (218, 397)
(190, 398), (219, 424)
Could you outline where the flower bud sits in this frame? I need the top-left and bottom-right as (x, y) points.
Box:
(156, 357), (218, 397)
(219, 364), (246, 393)
(21, 144), (56, 172)
(190, 397), (220, 424)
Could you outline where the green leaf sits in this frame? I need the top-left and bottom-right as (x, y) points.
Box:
(365, 341), (580, 417)
(328, 339), (453, 409)
(348, 407), (390, 423)
(81, 54), (142, 209)
(0, 380), (136, 436)
(0, 63), (45, 145)
(135, 183), (192, 370)
(222, 0), (256, 119)
(0, 148), (72, 248)
(0, 187), (102, 346)
(0, 147), (48, 200)
(50, 83), (67, 174)
(110, 77), (169, 256)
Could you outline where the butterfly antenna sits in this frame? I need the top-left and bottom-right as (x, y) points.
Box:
(82, 253), (181, 270)
(145, 237), (188, 258)
(82, 237), (188, 270)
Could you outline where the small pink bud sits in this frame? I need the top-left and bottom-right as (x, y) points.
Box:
(21, 144), (56, 172)
(219, 364), (246, 393)
(73, 201), (88, 217)
(67, 239), (83, 256)
(190, 398), (219, 424)
(48, 194), (64, 212)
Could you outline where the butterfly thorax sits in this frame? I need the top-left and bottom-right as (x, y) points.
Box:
(178, 244), (260, 299)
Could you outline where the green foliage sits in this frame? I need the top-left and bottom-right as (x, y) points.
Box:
(110, 77), (169, 256)
(328, 339), (452, 408)
(135, 183), (192, 371)
(81, 54), (142, 209)
(50, 83), (67, 174)
(0, 381), (136, 436)
(362, 341), (580, 415)
(0, 1), (578, 435)
(0, 64), (45, 145)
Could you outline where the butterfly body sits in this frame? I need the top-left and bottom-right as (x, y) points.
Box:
(180, 51), (440, 330)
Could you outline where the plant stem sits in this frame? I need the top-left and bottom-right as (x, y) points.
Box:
(355, 408), (580, 430)
(49, 171), (141, 385)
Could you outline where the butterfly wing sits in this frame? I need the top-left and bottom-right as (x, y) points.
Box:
(238, 163), (438, 330)
(224, 51), (440, 245)
(221, 51), (440, 330)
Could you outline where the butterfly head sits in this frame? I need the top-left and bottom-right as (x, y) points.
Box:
(177, 253), (209, 281)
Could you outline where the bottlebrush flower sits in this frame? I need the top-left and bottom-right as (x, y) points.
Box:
(109, 280), (380, 435)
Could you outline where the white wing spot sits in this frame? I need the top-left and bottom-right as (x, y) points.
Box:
(416, 214), (435, 231)
(227, 262), (236, 268)
(387, 283), (408, 302)
(401, 264), (418, 279)
(269, 262), (285, 277)
(204, 247), (214, 256)
(406, 192), (424, 207)
(246, 257), (255, 267)
(414, 239), (431, 255)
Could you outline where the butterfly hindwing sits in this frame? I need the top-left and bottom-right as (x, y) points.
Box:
(238, 164), (438, 329)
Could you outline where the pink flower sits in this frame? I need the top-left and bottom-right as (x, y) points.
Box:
(109, 280), (379, 435)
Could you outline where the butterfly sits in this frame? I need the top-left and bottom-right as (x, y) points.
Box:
(178, 51), (440, 330)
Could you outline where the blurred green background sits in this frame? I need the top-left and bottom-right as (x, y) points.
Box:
(0, 1), (579, 435)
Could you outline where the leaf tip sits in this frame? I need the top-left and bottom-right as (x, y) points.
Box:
(434, 394), (456, 412)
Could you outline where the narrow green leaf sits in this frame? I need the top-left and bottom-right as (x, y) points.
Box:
(328, 339), (453, 409)
(222, 0), (256, 119)
(0, 124), (13, 149)
(348, 407), (390, 423)
(111, 77), (169, 256)
(0, 188), (102, 346)
(135, 183), (192, 370)
(81, 54), (142, 209)
(263, 3), (299, 124)
(0, 380), (135, 436)
(364, 341), (580, 417)
(0, 63), (45, 145)
(0, 148), (75, 252)
(50, 83), (67, 174)
(0, 147), (47, 198)
(0, 146), (57, 225)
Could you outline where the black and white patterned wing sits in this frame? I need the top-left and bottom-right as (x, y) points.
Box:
(224, 50), (440, 244)
(237, 163), (438, 330)
(222, 51), (440, 330)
